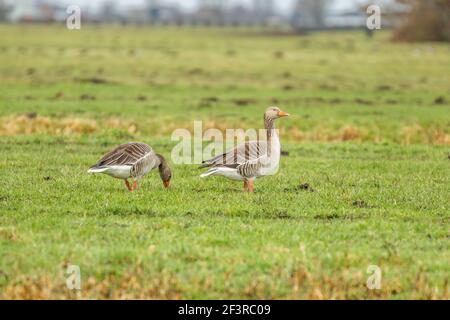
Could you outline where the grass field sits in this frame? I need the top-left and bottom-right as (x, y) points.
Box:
(0, 25), (449, 299)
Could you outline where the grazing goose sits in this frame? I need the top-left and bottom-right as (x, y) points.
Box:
(200, 106), (289, 192)
(88, 142), (171, 191)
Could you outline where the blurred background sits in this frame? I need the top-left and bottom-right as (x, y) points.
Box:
(0, 0), (449, 300)
(0, 1), (448, 142)
(0, 1), (449, 143)
(0, 0), (449, 41)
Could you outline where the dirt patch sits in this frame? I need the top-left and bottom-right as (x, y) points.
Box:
(50, 91), (64, 100)
(319, 84), (338, 91)
(80, 94), (96, 101)
(314, 213), (339, 220)
(25, 112), (37, 119)
(377, 85), (392, 91)
(305, 97), (325, 103)
(273, 51), (284, 59)
(226, 49), (236, 56)
(76, 77), (110, 85)
(198, 97), (220, 108)
(233, 98), (256, 106)
(354, 98), (373, 105)
(285, 183), (315, 193)
(434, 96), (447, 105)
(274, 211), (292, 219)
(187, 68), (203, 75)
(329, 98), (342, 104)
(203, 97), (220, 103)
(271, 97), (280, 104)
(352, 200), (370, 208)
(297, 183), (315, 192)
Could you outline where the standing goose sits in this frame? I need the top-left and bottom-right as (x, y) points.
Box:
(200, 106), (289, 192)
(88, 142), (171, 191)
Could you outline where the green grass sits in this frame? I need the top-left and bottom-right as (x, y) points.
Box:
(0, 25), (449, 299)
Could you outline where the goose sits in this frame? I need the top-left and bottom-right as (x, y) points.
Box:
(200, 106), (289, 192)
(87, 142), (171, 191)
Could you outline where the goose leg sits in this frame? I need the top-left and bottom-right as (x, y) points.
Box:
(243, 180), (248, 192)
(248, 180), (254, 193)
(125, 179), (132, 191)
(132, 180), (137, 191)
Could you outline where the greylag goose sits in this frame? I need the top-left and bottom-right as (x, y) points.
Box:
(200, 106), (289, 192)
(88, 142), (171, 191)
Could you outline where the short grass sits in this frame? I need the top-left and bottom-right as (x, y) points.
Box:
(0, 25), (449, 299)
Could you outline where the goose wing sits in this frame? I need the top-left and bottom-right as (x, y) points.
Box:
(201, 140), (267, 168)
(93, 142), (154, 167)
(236, 155), (271, 178)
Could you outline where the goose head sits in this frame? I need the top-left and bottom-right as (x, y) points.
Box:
(264, 106), (289, 120)
(156, 154), (172, 188)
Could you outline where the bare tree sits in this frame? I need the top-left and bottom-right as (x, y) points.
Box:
(253, 0), (275, 24)
(196, 0), (227, 25)
(99, 1), (119, 23)
(393, 0), (450, 42)
(0, 0), (11, 22)
(291, 0), (333, 31)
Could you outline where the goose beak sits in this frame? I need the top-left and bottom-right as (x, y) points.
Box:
(277, 110), (289, 117)
(163, 180), (170, 188)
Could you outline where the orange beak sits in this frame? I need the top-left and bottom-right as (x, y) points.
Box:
(163, 180), (170, 188)
(277, 110), (290, 117)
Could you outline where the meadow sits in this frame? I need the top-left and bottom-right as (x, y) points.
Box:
(0, 25), (449, 299)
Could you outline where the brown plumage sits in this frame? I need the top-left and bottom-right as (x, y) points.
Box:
(200, 107), (289, 192)
(88, 142), (171, 191)
(94, 142), (152, 168)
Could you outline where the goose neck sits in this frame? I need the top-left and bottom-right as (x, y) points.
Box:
(264, 117), (278, 156)
(264, 117), (275, 140)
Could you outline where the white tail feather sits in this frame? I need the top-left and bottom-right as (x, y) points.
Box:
(200, 167), (243, 181)
(200, 169), (218, 178)
(87, 167), (108, 174)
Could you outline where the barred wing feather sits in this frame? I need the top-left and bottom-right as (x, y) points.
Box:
(201, 140), (268, 168)
(236, 155), (271, 178)
(94, 142), (154, 167)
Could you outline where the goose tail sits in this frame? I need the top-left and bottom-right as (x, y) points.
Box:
(200, 168), (218, 178)
(87, 165), (108, 174)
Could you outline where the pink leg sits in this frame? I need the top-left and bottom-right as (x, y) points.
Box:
(125, 180), (132, 191)
(132, 180), (137, 191)
(248, 180), (254, 193)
